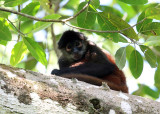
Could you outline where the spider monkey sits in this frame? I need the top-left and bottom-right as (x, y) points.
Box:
(51, 30), (128, 93)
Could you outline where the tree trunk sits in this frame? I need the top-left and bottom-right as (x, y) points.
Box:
(0, 64), (159, 114)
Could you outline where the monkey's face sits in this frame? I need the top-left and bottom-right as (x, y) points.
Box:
(63, 40), (87, 61)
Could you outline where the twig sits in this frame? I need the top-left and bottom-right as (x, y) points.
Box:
(64, 21), (146, 42)
(54, 0), (61, 13)
(7, 19), (25, 36)
(62, 2), (89, 22)
(50, 0), (61, 58)
(0, 6), (146, 35)
(18, 5), (21, 41)
(0, 3), (89, 23)
(0, 1), (89, 23)
(120, 18), (147, 32)
(64, 22), (120, 33)
(51, 24), (60, 57)
(0, 7), (62, 22)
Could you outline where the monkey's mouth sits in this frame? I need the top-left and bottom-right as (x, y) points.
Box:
(73, 54), (82, 60)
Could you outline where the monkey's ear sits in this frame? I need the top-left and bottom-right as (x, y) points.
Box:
(58, 40), (64, 49)
(79, 33), (87, 40)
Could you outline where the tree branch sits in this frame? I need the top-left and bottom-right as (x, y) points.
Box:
(1, 7), (120, 34)
(0, 6), (146, 38)
(0, 7), (62, 22)
(0, 3), (89, 23)
(0, 64), (160, 113)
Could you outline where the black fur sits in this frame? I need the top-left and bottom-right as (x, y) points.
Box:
(58, 30), (87, 49)
(51, 30), (115, 78)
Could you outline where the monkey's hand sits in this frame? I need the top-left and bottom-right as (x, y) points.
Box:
(85, 51), (97, 61)
(51, 69), (61, 76)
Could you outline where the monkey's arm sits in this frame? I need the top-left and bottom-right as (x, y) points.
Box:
(58, 57), (72, 69)
(51, 62), (115, 78)
(61, 74), (128, 93)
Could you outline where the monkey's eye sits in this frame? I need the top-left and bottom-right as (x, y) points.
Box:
(66, 44), (72, 52)
(75, 41), (82, 47)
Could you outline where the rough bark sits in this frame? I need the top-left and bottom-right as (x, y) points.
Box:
(0, 64), (160, 114)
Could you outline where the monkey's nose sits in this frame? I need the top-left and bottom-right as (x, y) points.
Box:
(73, 48), (79, 54)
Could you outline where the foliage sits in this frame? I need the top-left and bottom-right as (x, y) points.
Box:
(0, 0), (160, 99)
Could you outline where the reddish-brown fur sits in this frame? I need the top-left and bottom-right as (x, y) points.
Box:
(54, 30), (128, 93)
(65, 51), (128, 93)
(102, 52), (128, 93)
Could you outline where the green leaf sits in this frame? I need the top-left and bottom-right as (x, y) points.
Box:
(117, 1), (136, 21)
(145, 7), (160, 20)
(25, 53), (37, 70)
(141, 22), (160, 36)
(129, 50), (143, 79)
(126, 45), (134, 60)
(136, 11), (152, 32)
(103, 13), (138, 40)
(77, 2), (97, 29)
(118, 34), (128, 43)
(154, 60), (160, 91)
(136, 3), (159, 32)
(142, 84), (159, 99)
(97, 12), (119, 42)
(140, 45), (157, 68)
(119, 0), (148, 5)
(0, 11), (10, 18)
(144, 36), (160, 46)
(133, 84), (159, 99)
(10, 41), (27, 66)
(0, 40), (7, 46)
(18, 2), (40, 21)
(90, 0), (100, 9)
(65, 0), (80, 9)
(21, 20), (33, 33)
(34, 0), (54, 14)
(98, 6), (123, 18)
(153, 46), (160, 53)
(32, 14), (61, 33)
(4, 0), (27, 7)
(23, 37), (47, 66)
(115, 47), (126, 70)
(0, 21), (12, 41)
(132, 85), (145, 96)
